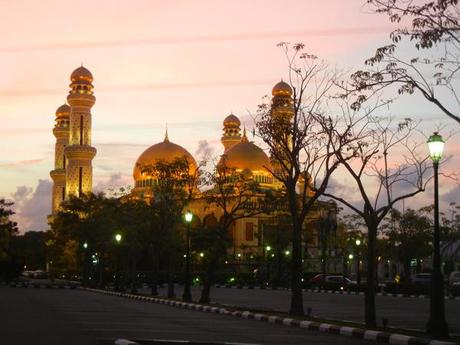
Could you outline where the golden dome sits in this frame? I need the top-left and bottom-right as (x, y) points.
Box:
(219, 130), (271, 173)
(223, 114), (241, 127)
(71, 66), (93, 83)
(272, 80), (292, 97)
(55, 104), (70, 118)
(133, 133), (197, 181)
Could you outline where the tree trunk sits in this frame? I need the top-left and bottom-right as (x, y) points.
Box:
(403, 256), (411, 283)
(130, 249), (137, 294)
(289, 217), (304, 316)
(365, 223), (377, 328)
(150, 246), (158, 296)
(167, 273), (175, 298)
(200, 254), (218, 304)
(97, 255), (104, 289)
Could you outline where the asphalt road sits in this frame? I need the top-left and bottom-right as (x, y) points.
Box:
(0, 286), (377, 345)
(137, 285), (460, 334)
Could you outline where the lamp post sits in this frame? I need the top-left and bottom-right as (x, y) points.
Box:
(82, 242), (89, 286)
(426, 132), (449, 338)
(114, 233), (122, 291)
(183, 211), (193, 302)
(355, 239), (361, 292)
(265, 245), (272, 286)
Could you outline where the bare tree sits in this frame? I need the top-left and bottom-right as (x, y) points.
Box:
(255, 43), (361, 316)
(324, 115), (431, 327)
(350, 0), (460, 124)
(198, 159), (273, 303)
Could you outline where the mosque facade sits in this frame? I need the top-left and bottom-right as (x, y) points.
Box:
(49, 68), (334, 264)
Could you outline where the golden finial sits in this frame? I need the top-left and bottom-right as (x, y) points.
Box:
(241, 126), (248, 143)
(164, 124), (169, 142)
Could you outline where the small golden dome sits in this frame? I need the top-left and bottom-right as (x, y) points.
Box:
(71, 66), (93, 83)
(55, 104), (70, 118)
(272, 80), (292, 97)
(219, 130), (271, 173)
(223, 114), (241, 127)
(133, 134), (197, 181)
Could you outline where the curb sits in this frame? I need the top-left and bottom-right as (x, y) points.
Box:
(213, 285), (460, 300)
(81, 287), (457, 345)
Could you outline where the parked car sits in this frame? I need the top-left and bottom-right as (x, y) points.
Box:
(412, 273), (432, 285)
(449, 271), (460, 297)
(309, 274), (356, 291)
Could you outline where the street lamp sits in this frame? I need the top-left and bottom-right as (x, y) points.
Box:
(426, 132), (449, 337)
(183, 211), (193, 302)
(114, 233), (122, 291)
(355, 239), (361, 291)
(82, 242), (89, 286)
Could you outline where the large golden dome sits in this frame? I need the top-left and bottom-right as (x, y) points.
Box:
(71, 66), (93, 83)
(219, 130), (271, 174)
(272, 80), (292, 97)
(133, 133), (197, 181)
(55, 104), (70, 118)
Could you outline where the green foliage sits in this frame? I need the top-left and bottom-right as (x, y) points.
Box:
(382, 208), (432, 281)
(0, 199), (18, 262)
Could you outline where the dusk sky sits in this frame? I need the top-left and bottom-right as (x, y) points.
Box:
(1, 0), (458, 232)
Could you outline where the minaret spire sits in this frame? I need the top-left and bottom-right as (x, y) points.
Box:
(221, 113), (241, 151)
(164, 124), (169, 142)
(65, 65), (97, 198)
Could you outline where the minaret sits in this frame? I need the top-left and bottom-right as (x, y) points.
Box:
(271, 80), (294, 123)
(221, 113), (241, 152)
(270, 80), (294, 189)
(64, 66), (97, 198)
(50, 104), (70, 213)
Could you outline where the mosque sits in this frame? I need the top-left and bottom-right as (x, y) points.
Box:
(50, 66), (336, 263)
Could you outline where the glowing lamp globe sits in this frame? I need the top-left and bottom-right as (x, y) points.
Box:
(355, 239), (361, 246)
(427, 132), (444, 163)
(115, 233), (122, 243)
(185, 211), (193, 223)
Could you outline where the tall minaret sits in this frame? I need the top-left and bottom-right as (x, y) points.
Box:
(221, 113), (241, 152)
(50, 104), (70, 213)
(270, 80), (294, 189)
(64, 66), (97, 198)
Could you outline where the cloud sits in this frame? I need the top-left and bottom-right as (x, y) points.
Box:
(0, 159), (45, 168)
(194, 140), (214, 161)
(93, 173), (132, 194)
(10, 179), (52, 233)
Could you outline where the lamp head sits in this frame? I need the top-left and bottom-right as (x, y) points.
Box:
(348, 254), (354, 259)
(184, 211), (193, 223)
(427, 132), (444, 163)
(115, 233), (122, 243)
(355, 239), (361, 246)
(83, 242), (88, 249)
(266, 245), (271, 252)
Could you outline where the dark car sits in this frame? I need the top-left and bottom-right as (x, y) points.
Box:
(412, 273), (432, 285)
(449, 271), (460, 297)
(309, 274), (356, 291)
